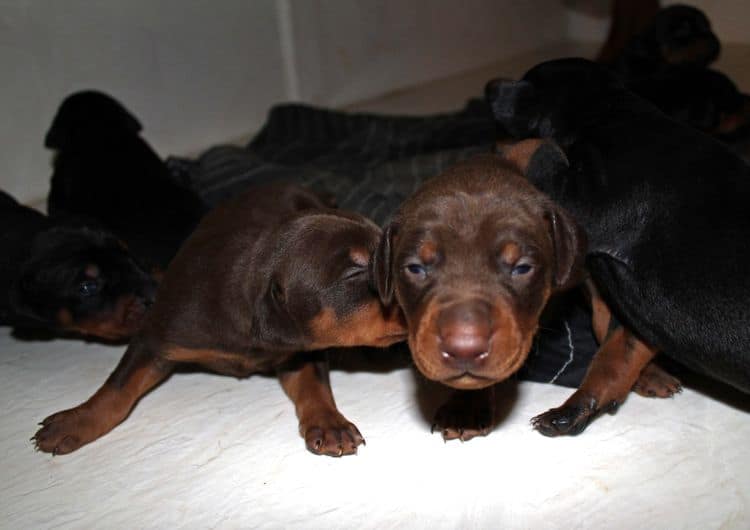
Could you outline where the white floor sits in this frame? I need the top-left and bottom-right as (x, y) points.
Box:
(3, 41), (750, 529)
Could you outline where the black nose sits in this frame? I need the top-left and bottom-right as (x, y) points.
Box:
(438, 301), (491, 369)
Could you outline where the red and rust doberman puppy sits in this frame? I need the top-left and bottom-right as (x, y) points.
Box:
(371, 147), (676, 441)
(34, 183), (406, 457)
(371, 149), (588, 440)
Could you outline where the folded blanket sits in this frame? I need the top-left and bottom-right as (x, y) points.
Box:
(167, 101), (597, 387)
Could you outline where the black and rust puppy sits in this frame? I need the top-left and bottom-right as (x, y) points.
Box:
(46, 91), (207, 269)
(34, 183), (406, 456)
(0, 190), (156, 340)
(606, 3), (720, 80)
(597, 4), (749, 137)
(371, 151), (588, 441)
(487, 58), (750, 436)
(627, 66), (750, 138)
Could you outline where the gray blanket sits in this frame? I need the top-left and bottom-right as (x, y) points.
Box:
(166, 101), (597, 388)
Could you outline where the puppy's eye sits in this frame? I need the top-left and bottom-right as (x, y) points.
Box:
(270, 281), (285, 303)
(78, 280), (99, 297)
(404, 262), (427, 280)
(511, 263), (534, 276)
(341, 266), (367, 281)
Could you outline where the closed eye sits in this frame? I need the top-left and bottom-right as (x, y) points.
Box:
(78, 280), (99, 297)
(511, 263), (534, 276)
(404, 262), (427, 280)
(341, 266), (367, 281)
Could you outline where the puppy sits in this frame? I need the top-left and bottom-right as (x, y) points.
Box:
(371, 152), (586, 440)
(487, 58), (750, 436)
(627, 66), (750, 136)
(607, 4), (720, 79)
(33, 183), (406, 456)
(46, 90), (207, 269)
(0, 190), (156, 340)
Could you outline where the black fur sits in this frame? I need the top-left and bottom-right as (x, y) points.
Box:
(46, 90), (207, 269)
(608, 4), (720, 80)
(0, 190), (156, 340)
(488, 58), (750, 394)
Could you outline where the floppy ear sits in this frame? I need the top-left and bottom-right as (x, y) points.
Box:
(546, 206), (587, 291)
(45, 90), (142, 149)
(484, 78), (538, 137)
(370, 222), (398, 306)
(501, 138), (569, 182)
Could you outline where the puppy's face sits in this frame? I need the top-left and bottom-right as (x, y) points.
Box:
(652, 5), (720, 67)
(486, 58), (621, 144)
(11, 227), (157, 341)
(372, 153), (584, 389)
(251, 210), (407, 353)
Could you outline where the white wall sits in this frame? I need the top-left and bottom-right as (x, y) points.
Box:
(1, 0), (287, 205)
(1, 0), (567, 204)
(290, 0), (567, 107)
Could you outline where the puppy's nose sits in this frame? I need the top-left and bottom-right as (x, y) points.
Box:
(438, 301), (491, 367)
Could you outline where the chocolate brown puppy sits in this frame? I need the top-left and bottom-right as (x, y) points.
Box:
(33, 183), (406, 456)
(371, 151), (586, 440)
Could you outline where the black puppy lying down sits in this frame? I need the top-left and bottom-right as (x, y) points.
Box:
(34, 183), (406, 456)
(46, 91), (207, 270)
(0, 191), (156, 340)
(487, 58), (750, 435)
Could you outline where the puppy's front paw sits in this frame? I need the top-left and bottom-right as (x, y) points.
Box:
(432, 389), (495, 442)
(530, 393), (615, 437)
(300, 411), (364, 457)
(33, 407), (97, 455)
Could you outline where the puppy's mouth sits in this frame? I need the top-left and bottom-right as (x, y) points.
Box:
(441, 372), (498, 390)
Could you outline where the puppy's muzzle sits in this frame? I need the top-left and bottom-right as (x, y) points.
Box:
(437, 300), (492, 373)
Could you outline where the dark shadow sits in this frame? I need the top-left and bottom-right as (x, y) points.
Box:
(656, 356), (750, 414)
(412, 370), (520, 431)
(10, 325), (130, 346)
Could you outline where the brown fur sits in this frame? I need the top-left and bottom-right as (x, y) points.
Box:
(372, 147), (585, 439)
(34, 183), (406, 456)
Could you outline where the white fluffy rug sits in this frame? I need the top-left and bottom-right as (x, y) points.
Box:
(2, 328), (748, 529)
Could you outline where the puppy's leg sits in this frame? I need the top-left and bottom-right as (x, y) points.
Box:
(532, 325), (656, 436)
(278, 353), (364, 457)
(34, 341), (173, 455)
(432, 386), (496, 442)
(586, 278), (681, 398)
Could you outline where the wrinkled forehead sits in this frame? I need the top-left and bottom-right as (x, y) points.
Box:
(272, 212), (380, 268)
(397, 200), (550, 259)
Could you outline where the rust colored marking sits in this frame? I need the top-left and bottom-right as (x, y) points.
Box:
(308, 302), (407, 350)
(349, 246), (370, 267)
(586, 279), (612, 344)
(163, 346), (261, 377)
(418, 241), (439, 264)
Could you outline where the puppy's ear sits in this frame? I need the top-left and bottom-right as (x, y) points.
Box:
(45, 91), (142, 149)
(370, 222), (398, 306)
(501, 138), (568, 182)
(546, 206), (587, 291)
(484, 78), (538, 137)
(504, 140), (583, 291)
